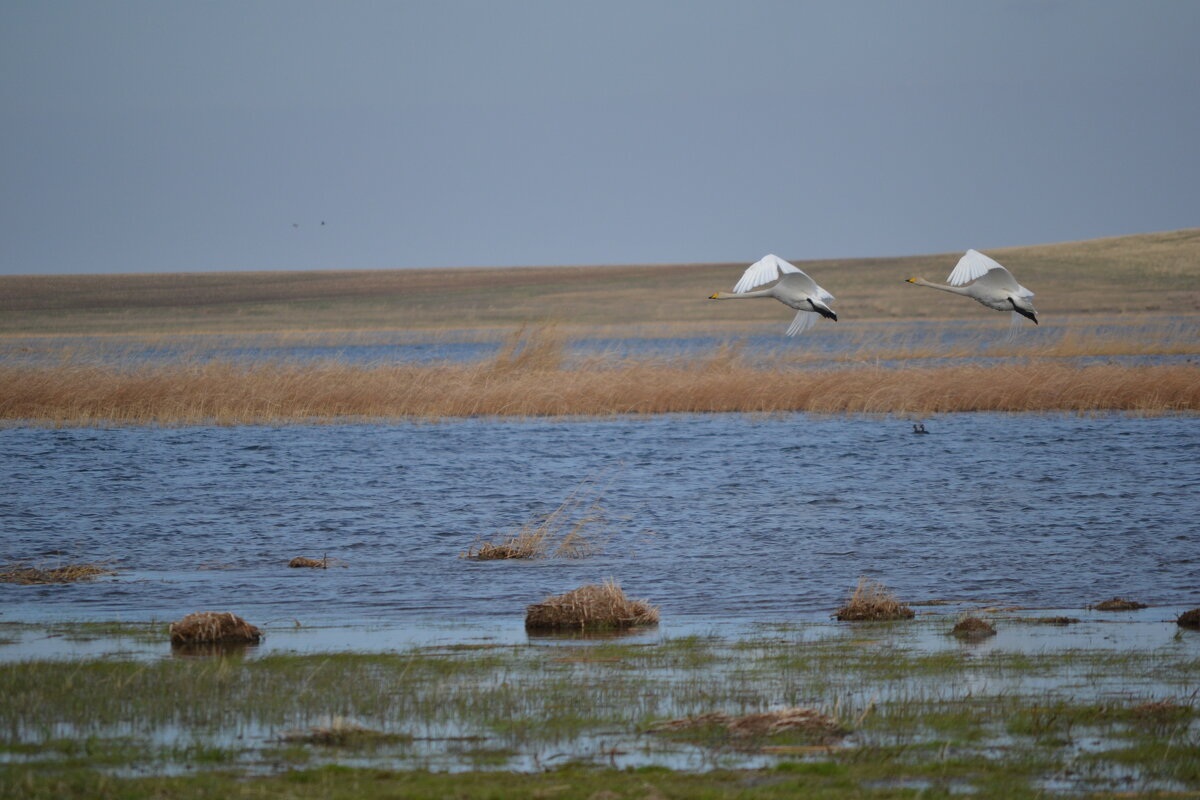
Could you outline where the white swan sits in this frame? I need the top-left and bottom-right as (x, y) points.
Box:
(708, 254), (837, 336)
(906, 250), (1038, 326)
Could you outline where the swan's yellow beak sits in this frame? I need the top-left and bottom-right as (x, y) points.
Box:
(708, 292), (719, 299)
(905, 277), (916, 283)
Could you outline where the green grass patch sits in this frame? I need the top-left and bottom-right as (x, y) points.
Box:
(0, 618), (1196, 794)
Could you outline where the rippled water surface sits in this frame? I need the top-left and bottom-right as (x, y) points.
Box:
(2, 414), (1198, 626)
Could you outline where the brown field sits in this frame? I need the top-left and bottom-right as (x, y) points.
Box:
(2, 228), (1198, 336)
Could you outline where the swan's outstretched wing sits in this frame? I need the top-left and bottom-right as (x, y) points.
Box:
(786, 309), (818, 336)
(947, 249), (1006, 286)
(735, 255), (835, 301)
(733, 254), (801, 293)
(971, 266), (1027, 296)
(775, 271), (835, 303)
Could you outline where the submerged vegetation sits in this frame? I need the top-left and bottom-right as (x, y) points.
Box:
(0, 615), (1197, 796)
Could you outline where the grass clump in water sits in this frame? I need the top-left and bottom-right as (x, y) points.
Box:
(462, 476), (610, 560)
(524, 578), (659, 632)
(951, 616), (996, 640)
(1092, 597), (1147, 611)
(168, 611), (262, 646)
(1176, 608), (1200, 629)
(648, 707), (845, 744)
(0, 560), (117, 585)
(288, 556), (327, 568)
(280, 718), (413, 747)
(834, 577), (915, 622)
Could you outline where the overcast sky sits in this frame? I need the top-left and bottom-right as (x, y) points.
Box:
(2, 1), (1198, 275)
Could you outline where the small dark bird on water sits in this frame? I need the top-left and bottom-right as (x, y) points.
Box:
(912, 423), (929, 434)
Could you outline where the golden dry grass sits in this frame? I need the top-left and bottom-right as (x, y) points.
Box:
(1177, 609), (1200, 629)
(2, 351), (1196, 425)
(288, 556), (327, 568)
(168, 611), (263, 646)
(462, 475), (610, 561)
(834, 577), (915, 622)
(524, 579), (659, 632)
(2, 228), (1197, 335)
(0, 561), (117, 585)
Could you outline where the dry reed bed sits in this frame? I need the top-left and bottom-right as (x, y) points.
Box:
(1, 357), (1198, 424)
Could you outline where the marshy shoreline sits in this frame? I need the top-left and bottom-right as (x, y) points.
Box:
(1, 607), (1197, 798)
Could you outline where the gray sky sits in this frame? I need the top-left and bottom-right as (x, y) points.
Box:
(2, 1), (1198, 275)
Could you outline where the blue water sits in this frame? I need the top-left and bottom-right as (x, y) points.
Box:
(2, 414), (1198, 625)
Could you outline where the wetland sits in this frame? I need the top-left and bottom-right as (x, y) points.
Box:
(2, 231), (1198, 796)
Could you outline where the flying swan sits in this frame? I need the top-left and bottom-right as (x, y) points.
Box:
(708, 254), (837, 336)
(905, 250), (1038, 326)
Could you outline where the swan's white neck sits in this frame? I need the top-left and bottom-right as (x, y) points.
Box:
(711, 288), (774, 300)
(909, 278), (969, 296)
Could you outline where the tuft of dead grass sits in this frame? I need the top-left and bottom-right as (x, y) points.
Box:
(1092, 597), (1148, 611)
(1177, 608), (1200, 629)
(648, 707), (845, 741)
(524, 579), (659, 632)
(462, 476), (611, 561)
(0, 561), (117, 585)
(288, 556), (327, 568)
(1130, 701), (1191, 724)
(168, 611), (263, 646)
(834, 577), (915, 622)
(279, 718), (412, 746)
(951, 616), (996, 639)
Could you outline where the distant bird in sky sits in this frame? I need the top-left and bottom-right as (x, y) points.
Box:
(906, 250), (1038, 326)
(708, 254), (837, 336)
